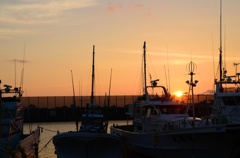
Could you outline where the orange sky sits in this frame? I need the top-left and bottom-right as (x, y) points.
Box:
(1, 0), (240, 97)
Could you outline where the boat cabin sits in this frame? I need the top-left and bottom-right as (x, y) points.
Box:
(211, 74), (240, 123)
(0, 84), (23, 137)
(80, 104), (108, 133)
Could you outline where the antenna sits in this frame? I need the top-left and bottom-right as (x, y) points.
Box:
(212, 33), (216, 91)
(185, 61), (198, 122)
(164, 65), (168, 90)
(79, 79), (83, 108)
(71, 70), (76, 105)
(224, 25), (227, 70)
(90, 45), (95, 105)
(143, 41), (147, 95)
(20, 42), (26, 90)
(149, 73), (152, 82)
(167, 46), (171, 92)
(108, 68), (112, 108)
(234, 63), (240, 74)
(14, 59), (16, 88)
(71, 70), (78, 131)
(219, 0), (223, 82)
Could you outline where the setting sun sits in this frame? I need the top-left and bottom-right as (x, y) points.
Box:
(174, 91), (183, 97)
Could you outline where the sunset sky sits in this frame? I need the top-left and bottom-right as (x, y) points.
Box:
(1, 0), (240, 97)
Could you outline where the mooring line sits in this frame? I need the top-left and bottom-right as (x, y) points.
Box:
(40, 127), (59, 133)
(38, 137), (54, 153)
(38, 126), (59, 153)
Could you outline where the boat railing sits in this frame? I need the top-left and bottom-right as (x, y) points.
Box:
(197, 113), (240, 127)
(145, 118), (194, 132)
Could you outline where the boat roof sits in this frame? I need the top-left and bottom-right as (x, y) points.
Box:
(136, 101), (184, 107)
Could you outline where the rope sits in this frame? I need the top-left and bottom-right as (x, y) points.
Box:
(38, 126), (59, 154)
(40, 127), (59, 133)
(38, 137), (53, 153)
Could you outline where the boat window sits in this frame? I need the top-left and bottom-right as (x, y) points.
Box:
(148, 88), (167, 101)
(142, 106), (158, 116)
(149, 94), (160, 101)
(152, 109), (158, 115)
(158, 106), (186, 114)
(17, 109), (22, 119)
(146, 108), (151, 117)
(167, 107), (177, 114)
(161, 108), (167, 114)
(222, 96), (240, 106)
(9, 121), (20, 134)
(237, 97), (240, 105)
(134, 106), (143, 118)
(90, 118), (103, 125)
(81, 119), (86, 125)
(2, 110), (16, 118)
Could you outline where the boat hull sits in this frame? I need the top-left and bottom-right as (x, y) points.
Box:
(111, 125), (240, 158)
(53, 132), (124, 158)
(0, 126), (41, 158)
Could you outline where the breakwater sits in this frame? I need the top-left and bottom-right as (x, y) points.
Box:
(23, 94), (214, 122)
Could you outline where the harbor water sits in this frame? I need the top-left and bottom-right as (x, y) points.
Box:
(23, 120), (130, 158)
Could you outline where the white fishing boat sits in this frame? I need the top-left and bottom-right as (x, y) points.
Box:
(211, 67), (240, 123)
(0, 82), (41, 158)
(52, 45), (123, 158)
(110, 41), (240, 157)
(110, 1), (240, 157)
(110, 41), (201, 158)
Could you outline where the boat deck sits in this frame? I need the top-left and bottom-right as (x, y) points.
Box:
(112, 124), (134, 132)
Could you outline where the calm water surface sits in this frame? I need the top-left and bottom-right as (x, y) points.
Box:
(24, 120), (130, 158)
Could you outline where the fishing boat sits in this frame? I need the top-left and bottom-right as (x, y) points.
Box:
(110, 41), (201, 158)
(211, 15), (240, 123)
(110, 1), (240, 157)
(52, 45), (123, 158)
(110, 40), (240, 158)
(210, 63), (240, 125)
(0, 81), (41, 158)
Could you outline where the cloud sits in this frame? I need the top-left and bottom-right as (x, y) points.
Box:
(107, 3), (123, 13)
(130, 3), (153, 18)
(0, 0), (98, 25)
(0, 0), (98, 38)
(132, 3), (144, 10)
(106, 2), (146, 14)
(0, 28), (32, 36)
(120, 48), (213, 60)
(201, 89), (215, 94)
(142, 13), (153, 18)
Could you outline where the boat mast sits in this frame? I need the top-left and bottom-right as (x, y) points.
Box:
(186, 61), (198, 122)
(0, 81), (2, 137)
(90, 45), (95, 106)
(219, 0), (223, 83)
(20, 42), (26, 91)
(71, 70), (78, 131)
(143, 41), (147, 96)
(108, 68), (112, 108)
